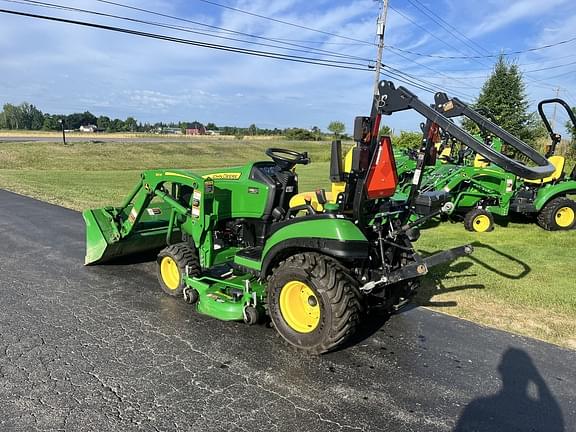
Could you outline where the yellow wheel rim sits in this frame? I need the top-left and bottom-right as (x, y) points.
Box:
(555, 206), (575, 228)
(279, 281), (320, 333)
(160, 257), (180, 290)
(472, 214), (491, 232)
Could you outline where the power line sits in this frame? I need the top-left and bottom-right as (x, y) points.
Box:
(9, 0), (376, 65)
(386, 34), (576, 59)
(383, 49), (476, 98)
(195, 0), (475, 98)
(95, 0), (484, 97)
(9, 0), (372, 63)
(404, 0), (489, 56)
(0, 8), (374, 69)
(382, 64), (473, 99)
(10, 0), (479, 99)
(0, 7), (457, 95)
(388, 5), (484, 62)
(195, 0), (375, 46)
(523, 60), (576, 74)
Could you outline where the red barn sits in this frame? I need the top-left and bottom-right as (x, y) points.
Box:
(185, 121), (206, 135)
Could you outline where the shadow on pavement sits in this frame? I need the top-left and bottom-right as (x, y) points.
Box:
(454, 348), (564, 432)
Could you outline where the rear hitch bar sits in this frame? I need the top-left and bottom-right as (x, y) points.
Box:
(360, 244), (473, 292)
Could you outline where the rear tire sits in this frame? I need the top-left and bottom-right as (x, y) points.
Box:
(157, 243), (201, 297)
(267, 253), (362, 355)
(464, 208), (494, 232)
(537, 197), (576, 231)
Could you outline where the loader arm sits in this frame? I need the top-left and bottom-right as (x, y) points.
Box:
(84, 169), (211, 265)
(375, 81), (555, 180)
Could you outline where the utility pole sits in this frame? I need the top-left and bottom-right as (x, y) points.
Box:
(372, 0), (389, 96)
(551, 87), (560, 130)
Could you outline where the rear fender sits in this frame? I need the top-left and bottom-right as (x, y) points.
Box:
(260, 217), (369, 277)
(533, 181), (576, 210)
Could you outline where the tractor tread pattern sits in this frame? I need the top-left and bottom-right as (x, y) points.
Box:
(269, 252), (362, 355)
(537, 196), (576, 231)
(157, 243), (201, 296)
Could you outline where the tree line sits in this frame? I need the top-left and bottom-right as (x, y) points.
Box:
(0, 103), (337, 137)
(2, 57), (574, 146)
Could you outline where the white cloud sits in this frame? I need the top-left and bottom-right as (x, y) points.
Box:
(468, 0), (570, 38)
(0, 0), (574, 133)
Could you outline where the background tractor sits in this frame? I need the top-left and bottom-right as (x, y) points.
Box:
(83, 81), (554, 354)
(400, 95), (576, 232)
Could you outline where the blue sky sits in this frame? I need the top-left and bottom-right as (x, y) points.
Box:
(0, 0), (575, 133)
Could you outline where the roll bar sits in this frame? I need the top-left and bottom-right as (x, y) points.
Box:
(537, 98), (576, 157)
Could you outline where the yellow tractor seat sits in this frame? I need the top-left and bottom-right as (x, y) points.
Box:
(473, 153), (489, 168)
(524, 155), (565, 184)
(435, 142), (452, 164)
(289, 191), (332, 212)
(289, 147), (352, 212)
(289, 181), (347, 212)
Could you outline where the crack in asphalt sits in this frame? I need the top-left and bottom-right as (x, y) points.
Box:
(0, 190), (575, 432)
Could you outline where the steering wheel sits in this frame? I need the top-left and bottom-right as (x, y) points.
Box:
(265, 148), (310, 170)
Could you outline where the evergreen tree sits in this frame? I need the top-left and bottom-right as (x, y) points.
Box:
(464, 55), (536, 143)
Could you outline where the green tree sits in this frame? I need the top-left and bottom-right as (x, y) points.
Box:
(379, 124), (393, 136)
(395, 131), (422, 149)
(206, 122), (218, 131)
(463, 55), (535, 143)
(110, 118), (125, 132)
(97, 115), (111, 131)
(124, 116), (138, 132)
(2, 103), (22, 129)
(328, 120), (345, 137)
(284, 128), (315, 140)
(248, 123), (258, 136)
(42, 114), (60, 131)
(311, 126), (322, 141)
(19, 102), (44, 129)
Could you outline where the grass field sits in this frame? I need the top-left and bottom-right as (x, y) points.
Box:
(1, 139), (575, 349)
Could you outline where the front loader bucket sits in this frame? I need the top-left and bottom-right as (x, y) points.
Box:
(83, 204), (178, 265)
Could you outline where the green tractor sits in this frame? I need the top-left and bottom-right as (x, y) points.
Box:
(393, 95), (576, 232)
(83, 81), (554, 354)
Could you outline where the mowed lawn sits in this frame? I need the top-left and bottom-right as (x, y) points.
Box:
(1, 138), (575, 349)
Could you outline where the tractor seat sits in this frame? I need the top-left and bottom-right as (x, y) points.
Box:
(289, 189), (332, 212)
(289, 180), (347, 212)
(524, 155), (565, 185)
(473, 153), (489, 168)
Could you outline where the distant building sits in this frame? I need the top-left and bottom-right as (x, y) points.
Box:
(79, 124), (98, 133)
(185, 121), (206, 136)
(159, 127), (182, 135)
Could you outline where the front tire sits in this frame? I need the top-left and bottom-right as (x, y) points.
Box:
(464, 208), (494, 232)
(157, 243), (200, 297)
(267, 253), (362, 355)
(537, 197), (576, 231)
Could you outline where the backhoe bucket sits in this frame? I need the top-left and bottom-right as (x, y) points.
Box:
(83, 203), (178, 265)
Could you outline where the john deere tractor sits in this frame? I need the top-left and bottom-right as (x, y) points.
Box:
(83, 81), (554, 354)
(411, 95), (576, 232)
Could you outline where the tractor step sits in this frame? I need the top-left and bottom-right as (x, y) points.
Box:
(234, 247), (263, 270)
